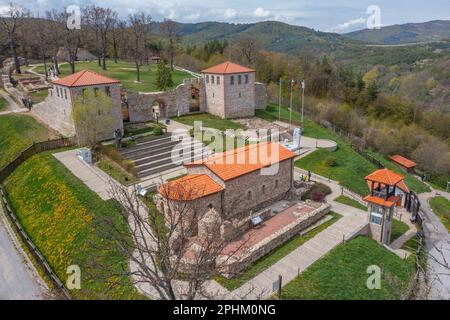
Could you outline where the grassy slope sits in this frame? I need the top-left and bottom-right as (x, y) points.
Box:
(0, 97), (8, 112)
(429, 196), (450, 231)
(258, 104), (429, 195)
(3, 151), (142, 299)
(334, 195), (367, 211)
(33, 61), (190, 93)
(215, 212), (342, 290)
(391, 219), (410, 243)
(281, 236), (414, 300)
(0, 114), (50, 169)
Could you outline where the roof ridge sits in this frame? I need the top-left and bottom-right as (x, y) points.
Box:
(71, 69), (88, 86)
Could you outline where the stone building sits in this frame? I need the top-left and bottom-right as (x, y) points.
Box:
(32, 70), (123, 139)
(157, 142), (297, 240)
(126, 61), (267, 122)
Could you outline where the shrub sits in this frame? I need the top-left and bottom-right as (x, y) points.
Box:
(310, 191), (326, 202)
(98, 144), (138, 177)
(323, 156), (338, 167)
(153, 126), (164, 136)
(303, 182), (332, 201)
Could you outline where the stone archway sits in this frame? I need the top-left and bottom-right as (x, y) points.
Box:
(151, 99), (167, 121)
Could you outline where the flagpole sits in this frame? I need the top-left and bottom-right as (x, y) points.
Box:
(278, 78), (281, 121)
(301, 80), (305, 125)
(289, 80), (293, 129)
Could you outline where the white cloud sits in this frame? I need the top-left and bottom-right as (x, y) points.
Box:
(224, 8), (236, 19)
(327, 17), (366, 33)
(253, 7), (271, 18)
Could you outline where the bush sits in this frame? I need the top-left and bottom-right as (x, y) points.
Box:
(98, 144), (138, 177)
(323, 156), (338, 167)
(310, 191), (326, 202)
(153, 126), (164, 136)
(303, 182), (332, 201)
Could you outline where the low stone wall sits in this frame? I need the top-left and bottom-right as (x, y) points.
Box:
(218, 202), (331, 278)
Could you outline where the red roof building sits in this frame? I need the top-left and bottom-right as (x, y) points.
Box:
(53, 70), (120, 87)
(201, 61), (255, 74)
(389, 155), (417, 172)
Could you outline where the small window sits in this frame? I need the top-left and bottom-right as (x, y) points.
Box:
(64, 89), (67, 99)
(56, 87), (60, 97)
(238, 75), (242, 84)
(230, 76), (234, 85)
(82, 88), (87, 96)
(206, 75), (209, 83)
(94, 87), (99, 96)
(217, 76), (220, 85)
(212, 92), (215, 98)
(370, 212), (383, 225)
(239, 92), (241, 98)
(247, 190), (252, 200)
(245, 74), (249, 84)
(211, 76), (215, 84)
(105, 86), (111, 97)
(262, 185), (266, 194)
(275, 180), (279, 189)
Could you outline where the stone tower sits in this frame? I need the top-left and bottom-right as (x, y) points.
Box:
(201, 61), (256, 119)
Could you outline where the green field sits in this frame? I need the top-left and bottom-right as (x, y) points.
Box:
(281, 236), (414, 300)
(258, 104), (429, 195)
(334, 195), (367, 211)
(173, 113), (245, 131)
(3, 151), (142, 299)
(0, 114), (50, 169)
(33, 60), (191, 93)
(429, 196), (450, 231)
(0, 96), (8, 112)
(215, 212), (342, 290)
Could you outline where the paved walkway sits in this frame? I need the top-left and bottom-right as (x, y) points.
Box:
(0, 204), (48, 299)
(0, 89), (27, 113)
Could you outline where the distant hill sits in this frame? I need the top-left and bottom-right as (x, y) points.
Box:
(175, 21), (357, 53)
(344, 20), (450, 45)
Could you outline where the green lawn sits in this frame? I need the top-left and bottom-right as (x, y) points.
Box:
(97, 157), (136, 186)
(215, 212), (342, 290)
(0, 114), (50, 169)
(334, 195), (367, 211)
(281, 236), (414, 300)
(429, 196), (450, 231)
(33, 60), (191, 93)
(123, 121), (166, 138)
(28, 90), (48, 104)
(258, 105), (428, 195)
(3, 151), (143, 299)
(391, 219), (410, 243)
(0, 96), (8, 112)
(173, 113), (245, 131)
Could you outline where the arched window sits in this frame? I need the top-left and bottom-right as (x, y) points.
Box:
(247, 190), (252, 200)
(262, 185), (266, 194)
(275, 180), (279, 189)
(206, 75), (209, 83)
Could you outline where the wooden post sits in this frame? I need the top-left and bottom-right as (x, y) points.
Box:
(277, 275), (282, 300)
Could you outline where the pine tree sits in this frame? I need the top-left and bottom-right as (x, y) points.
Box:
(156, 59), (174, 91)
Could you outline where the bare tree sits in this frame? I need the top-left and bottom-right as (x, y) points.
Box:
(91, 178), (258, 300)
(111, 19), (126, 64)
(160, 19), (180, 71)
(127, 13), (152, 83)
(0, 2), (29, 74)
(45, 9), (65, 75)
(234, 36), (260, 67)
(33, 18), (52, 80)
(84, 5), (116, 70)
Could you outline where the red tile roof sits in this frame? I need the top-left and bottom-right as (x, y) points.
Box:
(201, 61), (255, 74)
(52, 70), (120, 87)
(363, 195), (397, 208)
(159, 174), (223, 201)
(390, 155), (417, 169)
(186, 142), (297, 181)
(365, 168), (404, 186)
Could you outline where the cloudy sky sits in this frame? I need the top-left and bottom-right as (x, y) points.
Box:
(1, 0), (449, 33)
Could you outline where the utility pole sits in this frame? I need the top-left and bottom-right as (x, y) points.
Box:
(289, 80), (294, 129)
(278, 78), (282, 121)
(301, 79), (305, 126)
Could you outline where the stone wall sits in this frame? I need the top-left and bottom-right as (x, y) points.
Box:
(222, 159), (293, 219)
(219, 202), (331, 278)
(223, 73), (255, 119)
(127, 78), (205, 123)
(255, 82), (267, 110)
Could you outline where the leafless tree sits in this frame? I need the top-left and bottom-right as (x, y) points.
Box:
(91, 179), (259, 300)
(0, 2), (29, 74)
(84, 5), (116, 70)
(32, 18), (53, 80)
(127, 13), (152, 82)
(234, 36), (260, 67)
(160, 19), (181, 71)
(45, 9), (65, 75)
(111, 19), (127, 63)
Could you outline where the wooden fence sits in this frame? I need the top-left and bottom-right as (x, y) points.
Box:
(0, 137), (75, 182)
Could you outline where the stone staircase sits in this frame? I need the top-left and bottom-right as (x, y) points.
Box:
(120, 133), (211, 179)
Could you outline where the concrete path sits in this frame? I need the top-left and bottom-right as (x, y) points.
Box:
(0, 205), (48, 299)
